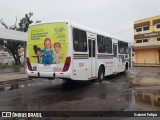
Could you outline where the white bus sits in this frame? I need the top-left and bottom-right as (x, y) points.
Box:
(26, 21), (132, 82)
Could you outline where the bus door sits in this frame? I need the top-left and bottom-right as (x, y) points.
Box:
(88, 38), (96, 78)
(113, 44), (118, 73)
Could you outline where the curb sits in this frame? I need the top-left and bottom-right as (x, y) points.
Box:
(0, 77), (31, 85)
(129, 77), (160, 87)
(129, 83), (160, 87)
(133, 65), (160, 67)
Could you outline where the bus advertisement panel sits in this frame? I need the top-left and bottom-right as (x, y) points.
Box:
(27, 22), (69, 72)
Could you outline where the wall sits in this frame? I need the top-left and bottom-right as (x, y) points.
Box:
(135, 48), (159, 64)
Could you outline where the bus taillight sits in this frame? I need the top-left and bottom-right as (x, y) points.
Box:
(62, 56), (71, 72)
(26, 57), (33, 71)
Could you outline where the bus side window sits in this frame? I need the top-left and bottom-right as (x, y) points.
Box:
(105, 37), (112, 53)
(124, 42), (129, 54)
(118, 41), (129, 54)
(113, 44), (117, 57)
(73, 28), (87, 52)
(97, 35), (105, 53)
(118, 41), (124, 54)
(74, 40), (78, 49)
(93, 40), (95, 57)
(97, 35), (112, 54)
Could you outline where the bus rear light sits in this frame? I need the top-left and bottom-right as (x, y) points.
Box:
(26, 57), (33, 71)
(62, 56), (71, 72)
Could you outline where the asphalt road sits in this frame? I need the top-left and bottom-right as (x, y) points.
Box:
(0, 68), (159, 112)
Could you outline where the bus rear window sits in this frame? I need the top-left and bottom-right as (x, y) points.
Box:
(73, 28), (87, 52)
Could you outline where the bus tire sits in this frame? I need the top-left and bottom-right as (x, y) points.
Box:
(124, 62), (128, 74)
(98, 66), (104, 83)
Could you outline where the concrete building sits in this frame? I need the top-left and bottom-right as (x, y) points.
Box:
(0, 27), (27, 64)
(134, 15), (160, 64)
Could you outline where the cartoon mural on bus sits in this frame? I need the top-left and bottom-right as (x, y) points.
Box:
(33, 45), (42, 63)
(28, 23), (68, 65)
(53, 42), (64, 64)
(41, 38), (54, 64)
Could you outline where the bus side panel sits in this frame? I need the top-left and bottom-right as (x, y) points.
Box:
(117, 55), (125, 73)
(72, 58), (90, 80)
(97, 58), (114, 77)
(71, 27), (90, 80)
(116, 41), (131, 73)
(66, 24), (74, 80)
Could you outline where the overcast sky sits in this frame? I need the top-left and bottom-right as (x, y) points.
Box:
(0, 0), (160, 43)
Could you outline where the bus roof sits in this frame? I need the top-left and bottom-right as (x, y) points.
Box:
(29, 20), (131, 43)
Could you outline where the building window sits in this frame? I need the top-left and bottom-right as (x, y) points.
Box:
(136, 27), (142, 32)
(73, 28), (87, 52)
(157, 24), (160, 29)
(143, 26), (149, 31)
(136, 40), (142, 43)
(157, 38), (160, 41)
(143, 39), (148, 42)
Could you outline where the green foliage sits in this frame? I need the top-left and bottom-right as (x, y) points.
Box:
(18, 12), (33, 32)
(0, 12), (41, 65)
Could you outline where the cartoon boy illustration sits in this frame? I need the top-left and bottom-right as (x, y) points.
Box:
(41, 38), (54, 64)
(33, 45), (42, 63)
(53, 42), (63, 64)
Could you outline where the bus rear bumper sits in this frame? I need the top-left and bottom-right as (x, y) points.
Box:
(26, 69), (71, 79)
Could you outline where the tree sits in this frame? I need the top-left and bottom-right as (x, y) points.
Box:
(0, 12), (40, 65)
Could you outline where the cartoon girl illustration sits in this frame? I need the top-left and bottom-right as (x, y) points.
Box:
(53, 42), (64, 64)
(41, 38), (54, 64)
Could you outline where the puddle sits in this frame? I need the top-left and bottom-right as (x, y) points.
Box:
(134, 89), (160, 110)
(125, 88), (160, 111)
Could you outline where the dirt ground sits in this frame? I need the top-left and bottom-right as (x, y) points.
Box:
(129, 67), (160, 87)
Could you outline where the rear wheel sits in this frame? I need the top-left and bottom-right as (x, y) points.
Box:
(98, 66), (104, 83)
(124, 62), (129, 74)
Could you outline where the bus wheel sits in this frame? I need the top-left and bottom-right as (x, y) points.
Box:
(124, 62), (129, 74)
(98, 66), (104, 83)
